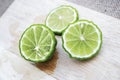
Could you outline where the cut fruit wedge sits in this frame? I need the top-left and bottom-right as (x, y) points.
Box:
(19, 24), (57, 62)
(62, 20), (102, 60)
(46, 5), (78, 35)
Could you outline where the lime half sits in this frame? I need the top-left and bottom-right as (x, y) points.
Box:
(19, 24), (57, 62)
(46, 5), (78, 35)
(62, 20), (102, 60)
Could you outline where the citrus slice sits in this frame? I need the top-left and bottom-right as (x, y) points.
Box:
(19, 24), (57, 62)
(62, 20), (102, 60)
(46, 5), (78, 35)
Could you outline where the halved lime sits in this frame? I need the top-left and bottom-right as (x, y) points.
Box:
(45, 5), (78, 35)
(62, 20), (102, 60)
(19, 24), (57, 62)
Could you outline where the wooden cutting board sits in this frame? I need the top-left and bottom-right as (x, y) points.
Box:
(0, 48), (56, 80)
(0, 0), (120, 80)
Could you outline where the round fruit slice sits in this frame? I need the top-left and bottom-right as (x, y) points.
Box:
(62, 20), (102, 60)
(46, 5), (78, 35)
(19, 24), (57, 62)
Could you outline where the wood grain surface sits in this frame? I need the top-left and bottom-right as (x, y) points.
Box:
(0, 0), (120, 80)
(0, 48), (56, 80)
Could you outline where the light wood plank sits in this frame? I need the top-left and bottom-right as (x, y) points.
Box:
(0, 48), (56, 80)
(0, 0), (120, 80)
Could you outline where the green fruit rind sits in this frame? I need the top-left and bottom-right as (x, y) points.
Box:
(19, 24), (57, 62)
(62, 20), (102, 60)
(45, 5), (79, 35)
